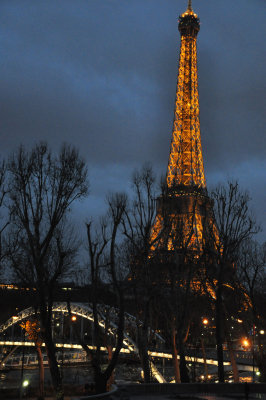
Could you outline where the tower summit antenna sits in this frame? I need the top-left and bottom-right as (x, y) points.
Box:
(187, 0), (192, 11)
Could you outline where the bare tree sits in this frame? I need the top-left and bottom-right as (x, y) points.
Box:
(83, 192), (127, 394)
(237, 240), (266, 381)
(0, 159), (9, 273)
(20, 319), (44, 399)
(201, 181), (259, 382)
(156, 196), (204, 383)
(122, 164), (158, 382)
(123, 166), (202, 383)
(7, 142), (88, 399)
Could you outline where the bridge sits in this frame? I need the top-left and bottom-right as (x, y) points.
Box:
(0, 302), (168, 383)
(0, 302), (258, 382)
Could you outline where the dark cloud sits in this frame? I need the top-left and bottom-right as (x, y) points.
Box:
(0, 0), (265, 238)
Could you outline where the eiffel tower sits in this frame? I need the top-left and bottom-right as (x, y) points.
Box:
(151, 0), (215, 252)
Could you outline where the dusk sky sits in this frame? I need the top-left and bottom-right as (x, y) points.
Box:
(0, 0), (265, 240)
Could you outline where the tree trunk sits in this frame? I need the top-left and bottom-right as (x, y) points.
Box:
(44, 328), (63, 399)
(138, 327), (151, 383)
(36, 344), (44, 400)
(172, 327), (181, 383)
(94, 368), (107, 394)
(227, 338), (239, 382)
(106, 345), (114, 390)
(179, 342), (190, 383)
(200, 337), (208, 380)
(215, 283), (225, 382)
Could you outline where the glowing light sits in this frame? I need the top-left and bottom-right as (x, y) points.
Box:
(22, 379), (29, 387)
(71, 315), (77, 322)
(259, 330), (264, 335)
(242, 339), (250, 348)
(166, 33), (206, 189)
(202, 318), (209, 325)
(150, 363), (166, 383)
(149, 9), (220, 253)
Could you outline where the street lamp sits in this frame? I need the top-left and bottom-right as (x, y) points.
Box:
(22, 379), (29, 388)
(242, 338), (250, 349)
(200, 319), (209, 381)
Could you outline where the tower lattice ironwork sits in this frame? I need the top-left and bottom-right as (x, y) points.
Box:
(167, 1), (205, 189)
(151, 1), (214, 251)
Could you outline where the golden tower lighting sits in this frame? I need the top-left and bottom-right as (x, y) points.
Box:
(151, 0), (215, 251)
(167, 1), (205, 189)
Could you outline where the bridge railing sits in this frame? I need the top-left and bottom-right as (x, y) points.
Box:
(3, 349), (88, 368)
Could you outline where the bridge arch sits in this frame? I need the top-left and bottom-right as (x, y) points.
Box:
(0, 302), (166, 382)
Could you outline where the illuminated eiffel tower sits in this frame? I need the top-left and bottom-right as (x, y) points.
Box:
(151, 0), (215, 252)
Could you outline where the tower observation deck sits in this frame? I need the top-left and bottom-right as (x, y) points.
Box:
(151, 1), (214, 251)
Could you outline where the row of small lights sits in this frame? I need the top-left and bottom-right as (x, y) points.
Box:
(12, 315), (77, 322)
(11, 313), (266, 354)
(14, 314), (265, 335)
(8, 315), (265, 387)
(202, 318), (265, 344)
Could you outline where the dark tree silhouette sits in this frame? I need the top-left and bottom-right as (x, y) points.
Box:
(84, 192), (127, 394)
(202, 181), (259, 382)
(0, 159), (8, 273)
(237, 240), (266, 382)
(122, 164), (159, 382)
(7, 142), (88, 399)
